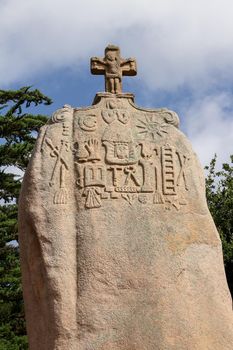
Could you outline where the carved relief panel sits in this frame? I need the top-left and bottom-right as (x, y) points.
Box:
(73, 97), (190, 210)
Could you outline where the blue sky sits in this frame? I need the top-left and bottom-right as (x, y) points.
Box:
(1, 0), (233, 168)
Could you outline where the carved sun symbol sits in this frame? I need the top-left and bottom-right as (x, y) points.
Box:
(136, 116), (168, 140)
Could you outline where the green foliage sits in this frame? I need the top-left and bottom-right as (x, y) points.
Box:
(0, 87), (51, 170)
(0, 87), (51, 349)
(0, 330), (28, 350)
(205, 155), (233, 295)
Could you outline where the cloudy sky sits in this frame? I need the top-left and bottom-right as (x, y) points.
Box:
(1, 0), (233, 167)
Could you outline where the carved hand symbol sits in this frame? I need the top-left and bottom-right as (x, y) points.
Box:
(85, 139), (100, 161)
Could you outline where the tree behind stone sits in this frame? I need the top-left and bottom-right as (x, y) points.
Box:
(206, 155), (233, 296)
(0, 87), (52, 349)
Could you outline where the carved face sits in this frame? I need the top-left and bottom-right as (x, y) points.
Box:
(105, 52), (116, 62)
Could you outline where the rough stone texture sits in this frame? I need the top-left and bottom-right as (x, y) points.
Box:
(19, 93), (233, 350)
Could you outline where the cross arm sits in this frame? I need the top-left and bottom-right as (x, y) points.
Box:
(90, 57), (106, 75)
(121, 58), (137, 76)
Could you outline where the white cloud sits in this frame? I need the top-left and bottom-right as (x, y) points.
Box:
(182, 92), (233, 167)
(0, 0), (232, 165)
(0, 0), (233, 91)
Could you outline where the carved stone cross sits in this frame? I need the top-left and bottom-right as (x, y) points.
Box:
(91, 45), (137, 94)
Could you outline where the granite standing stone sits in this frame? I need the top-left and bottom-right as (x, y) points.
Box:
(19, 45), (233, 350)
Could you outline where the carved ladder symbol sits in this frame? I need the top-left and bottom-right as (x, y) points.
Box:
(162, 145), (176, 195)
